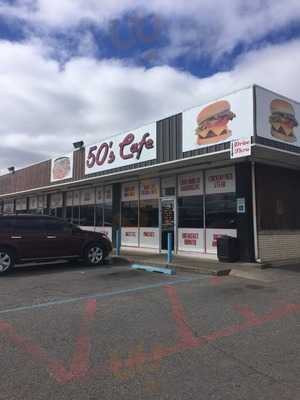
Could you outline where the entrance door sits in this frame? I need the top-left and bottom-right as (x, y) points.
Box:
(161, 199), (175, 251)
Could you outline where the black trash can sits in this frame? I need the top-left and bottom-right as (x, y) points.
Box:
(217, 235), (239, 262)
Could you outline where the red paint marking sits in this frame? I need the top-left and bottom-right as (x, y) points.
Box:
(0, 299), (97, 384)
(0, 292), (299, 385)
(164, 285), (200, 347)
(209, 276), (223, 286)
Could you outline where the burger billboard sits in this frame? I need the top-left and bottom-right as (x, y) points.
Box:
(256, 86), (300, 146)
(51, 153), (73, 183)
(182, 86), (254, 153)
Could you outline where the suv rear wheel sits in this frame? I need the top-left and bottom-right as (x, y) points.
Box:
(84, 243), (105, 266)
(0, 248), (14, 275)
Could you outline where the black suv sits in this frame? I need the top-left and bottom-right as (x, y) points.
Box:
(0, 214), (112, 274)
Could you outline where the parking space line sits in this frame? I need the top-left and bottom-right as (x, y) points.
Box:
(0, 276), (205, 316)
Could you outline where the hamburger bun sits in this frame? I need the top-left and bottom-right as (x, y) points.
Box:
(196, 130), (231, 145)
(270, 99), (295, 116)
(271, 129), (297, 143)
(197, 100), (231, 125)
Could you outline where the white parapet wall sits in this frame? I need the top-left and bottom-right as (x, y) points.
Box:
(258, 231), (300, 262)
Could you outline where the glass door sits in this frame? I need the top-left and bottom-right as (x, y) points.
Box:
(160, 198), (175, 251)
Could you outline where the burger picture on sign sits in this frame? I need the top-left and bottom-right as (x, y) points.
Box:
(269, 99), (298, 143)
(52, 156), (71, 180)
(195, 100), (236, 145)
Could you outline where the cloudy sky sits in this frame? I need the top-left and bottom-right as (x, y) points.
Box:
(0, 0), (300, 174)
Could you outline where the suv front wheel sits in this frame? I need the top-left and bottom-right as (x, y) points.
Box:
(84, 243), (105, 266)
(0, 248), (14, 275)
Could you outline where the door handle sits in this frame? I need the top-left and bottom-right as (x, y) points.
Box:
(11, 236), (23, 239)
(46, 236), (57, 239)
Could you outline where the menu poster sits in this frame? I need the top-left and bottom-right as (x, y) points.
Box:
(37, 195), (47, 209)
(206, 167), (236, 194)
(206, 229), (237, 254)
(16, 198), (27, 211)
(73, 190), (80, 206)
(50, 193), (63, 208)
(140, 179), (159, 200)
(121, 228), (139, 247)
(29, 196), (38, 210)
(178, 172), (203, 197)
(104, 185), (113, 205)
(122, 182), (139, 202)
(66, 192), (73, 207)
(140, 228), (159, 249)
(95, 186), (103, 204)
(178, 229), (204, 253)
(162, 201), (174, 228)
(80, 188), (95, 205)
(3, 200), (14, 214)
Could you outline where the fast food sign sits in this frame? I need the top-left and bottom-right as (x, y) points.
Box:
(51, 153), (73, 182)
(255, 86), (300, 147)
(182, 86), (254, 152)
(85, 123), (156, 175)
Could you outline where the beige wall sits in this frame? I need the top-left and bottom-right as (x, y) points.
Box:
(258, 231), (300, 262)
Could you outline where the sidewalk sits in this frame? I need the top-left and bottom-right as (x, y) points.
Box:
(111, 249), (263, 277)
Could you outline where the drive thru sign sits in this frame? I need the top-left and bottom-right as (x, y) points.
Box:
(230, 138), (251, 159)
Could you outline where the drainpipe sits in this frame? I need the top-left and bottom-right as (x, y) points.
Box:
(251, 162), (260, 262)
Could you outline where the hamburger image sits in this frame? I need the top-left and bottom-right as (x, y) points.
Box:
(52, 157), (71, 180)
(195, 100), (236, 145)
(269, 99), (298, 143)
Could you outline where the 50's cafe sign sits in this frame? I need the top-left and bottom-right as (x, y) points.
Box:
(85, 124), (157, 175)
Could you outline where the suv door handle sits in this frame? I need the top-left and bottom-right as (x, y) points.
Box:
(46, 235), (57, 239)
(11, 236), (23, 239)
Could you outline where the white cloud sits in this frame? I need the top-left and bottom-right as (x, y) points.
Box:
(1, 0), (300, 59)
(1, 37), (300, 173)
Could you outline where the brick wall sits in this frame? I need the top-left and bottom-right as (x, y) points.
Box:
(258, 231), (300, 262)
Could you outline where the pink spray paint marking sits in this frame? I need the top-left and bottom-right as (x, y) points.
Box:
(0, 290), (299, 385)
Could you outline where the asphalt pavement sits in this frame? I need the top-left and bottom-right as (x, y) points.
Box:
(0, 261), (299, 400)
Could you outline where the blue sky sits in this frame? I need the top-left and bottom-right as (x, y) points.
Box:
(0, 0), (300, 172)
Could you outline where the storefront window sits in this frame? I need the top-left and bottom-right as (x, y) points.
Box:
(95, 205), (104, 226)
(65, 206), (73, 222)
(178, 196), (204, 228)
(80, 205), (95, 226)
(205, 193), (236, 229)
(140, 200), (159, 227)
(72, 206), (80, 225)
(121, 201), (138, 227)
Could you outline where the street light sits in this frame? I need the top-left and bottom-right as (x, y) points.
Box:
(73, 141), (85, 150)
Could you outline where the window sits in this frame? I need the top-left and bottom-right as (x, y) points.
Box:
(104, 204), (112, 227)
(178, 196), (204, 228)
(0, 218), (15, 232)
(80, 205), (95, 226)
(205, 193), (236, 229)
(14, 217), (45, 232)
(66, 206), (73, 223)
(140, 200), (159, 227)
(44, 219), (70, 233)
(121, 201), (138, 227)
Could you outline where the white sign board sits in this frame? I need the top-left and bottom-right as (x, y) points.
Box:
(178, 229), (205, 253)
(183, 87), (254, 152)
(206, 229), (237, 254)
(256, 86), (300, 146)
(140, 179), (160, 200)
(121, 228), (139, 247)
(51, 153), (73, 182)
(178, 172), (203, 197)
(206, 167), (236, 194)
(122, 182), (139, 202)
(139, 228), (159, 249)
(230, 138), (251, 159)
(85, 123), (156, 175)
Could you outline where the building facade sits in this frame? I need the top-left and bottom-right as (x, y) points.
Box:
(1, 84), (300, 263)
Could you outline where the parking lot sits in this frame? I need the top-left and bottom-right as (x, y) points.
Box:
(0, 262), (299, 400)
